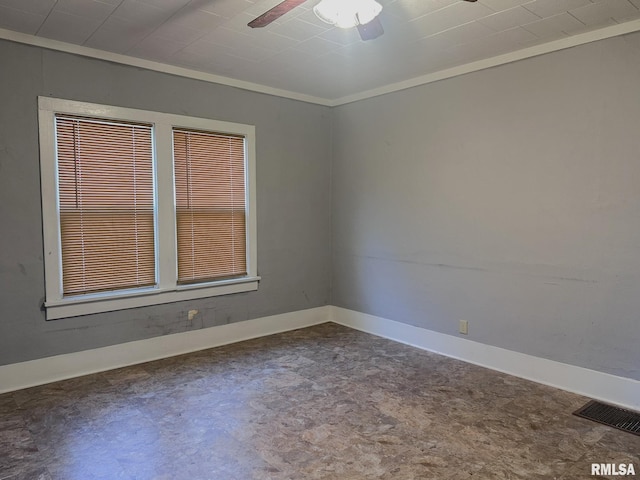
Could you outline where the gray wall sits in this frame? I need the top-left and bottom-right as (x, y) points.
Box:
(2, 31), (639, 382)
(0, 39), (332, 365)
(332, 32), (640, 381)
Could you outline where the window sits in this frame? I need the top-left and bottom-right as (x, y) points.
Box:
(39, 97), (258, 320)
(173, 129), (247, 284)
(56, 116), (156, 296)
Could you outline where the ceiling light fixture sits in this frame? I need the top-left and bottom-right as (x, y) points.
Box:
(313, 0), (383, 29)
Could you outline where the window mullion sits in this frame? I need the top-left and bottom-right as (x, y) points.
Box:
(154, 123), (177, 290)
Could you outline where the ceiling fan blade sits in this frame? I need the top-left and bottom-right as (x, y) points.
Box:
(357, 16), (384, 41)
(248, 0), (308, 28)
(463, 0), (478, 2)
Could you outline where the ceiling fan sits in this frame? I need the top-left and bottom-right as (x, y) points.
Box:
(248, 0), (478, 41)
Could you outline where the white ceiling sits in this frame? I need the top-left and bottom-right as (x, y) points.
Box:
(1, 0), (640, 102)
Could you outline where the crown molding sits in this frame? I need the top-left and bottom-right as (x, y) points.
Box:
(0, 28), (333, 107)
(2, 18), (640, 108)
(330, 18), (640, 106)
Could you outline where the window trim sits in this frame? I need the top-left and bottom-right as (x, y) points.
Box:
(39, 97), (259, 320)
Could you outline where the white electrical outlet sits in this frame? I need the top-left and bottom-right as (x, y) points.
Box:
(188, 309), (198, 321)
(459, 320), (468, 335)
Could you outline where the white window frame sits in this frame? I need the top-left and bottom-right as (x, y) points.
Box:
(38, 97), (259, 320)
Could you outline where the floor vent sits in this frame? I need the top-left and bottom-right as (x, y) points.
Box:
(573, 400), (640, 436)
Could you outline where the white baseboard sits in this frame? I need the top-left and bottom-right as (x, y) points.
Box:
(0, 306), (330, 394)
(3, 304), (638, 411)
(330, 306), (640, 411)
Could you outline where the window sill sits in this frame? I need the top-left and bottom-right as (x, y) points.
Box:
(44, 276), (260, 320)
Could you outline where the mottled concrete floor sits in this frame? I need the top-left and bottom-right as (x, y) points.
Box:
(1, 323), (638, 480)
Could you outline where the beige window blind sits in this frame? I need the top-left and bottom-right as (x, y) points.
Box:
(56, 115), (156, 296)
(173, 128), (247, 284)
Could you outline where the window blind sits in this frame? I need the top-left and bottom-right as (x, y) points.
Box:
(55, 115), (156, 296)
(173, 128), (247, 284)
